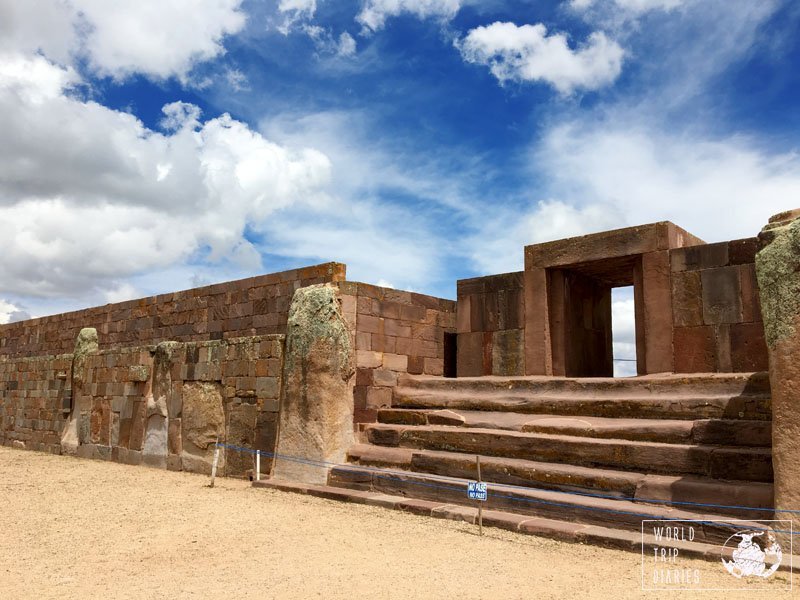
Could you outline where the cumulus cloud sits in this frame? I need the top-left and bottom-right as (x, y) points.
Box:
(0, 299), (31, 324)
(0, 53), (333, 298)
(538, 122), (800, 241)
(0, 0), (246, 82)
(458, 22), (624, 94)
(357, 0), (462, 33)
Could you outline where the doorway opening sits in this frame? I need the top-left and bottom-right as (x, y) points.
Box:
(611, 286), (637, 377)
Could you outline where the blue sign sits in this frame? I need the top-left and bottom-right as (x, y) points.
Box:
(468, 481), (487, 501)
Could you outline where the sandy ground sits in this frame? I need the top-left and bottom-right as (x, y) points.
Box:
(0, 446), (796, 600)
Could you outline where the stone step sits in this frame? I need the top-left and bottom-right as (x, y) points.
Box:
(346, 444), (774, 518)
(397, 372), (771, 397)
(377, 409), (772, 446)
(391, 389), (771, 421)
(364, 424), (774, 482)
(326, 466), (770, 546)
(253, 478), (794, 572)
(253, 479), (760, 566)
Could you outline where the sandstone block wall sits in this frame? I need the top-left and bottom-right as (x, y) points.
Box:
(0, 353), (73, 454)
(0, 263), (344, 358)
(670, 238), (768, 372)
(337, 282), (456, 423)
(456, 272), (524, 376)
(1, 335), (285, 477)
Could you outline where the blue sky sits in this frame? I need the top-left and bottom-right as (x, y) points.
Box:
(1, 0), (800, 360)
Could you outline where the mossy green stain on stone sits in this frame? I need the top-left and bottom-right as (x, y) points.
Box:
(284, 284), (352, 380)
(756, 217), (800, 349)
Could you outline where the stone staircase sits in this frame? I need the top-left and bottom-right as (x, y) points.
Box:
(326, 372), (775, 548)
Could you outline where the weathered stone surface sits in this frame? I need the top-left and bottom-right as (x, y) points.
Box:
(273, 284), (355, 484)
(180, 381), (225, 474)
(60, 328), (99, 455)
(225, 403), (258, 477)
(755, 209), (800, 535)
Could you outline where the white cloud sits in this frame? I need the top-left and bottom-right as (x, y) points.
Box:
(357, 0), (462, 33)
(0, 0), (246, 82)
(0, 53), (333, 298)
(538, 122), (800, 242)
(277, 0), (317, 34)
(459, 22), (624, 94)
(571, 0), (687, 15)
(466, 199), (621, 276)
(0, 299), (31, 324)
(302, 26), (359, 57)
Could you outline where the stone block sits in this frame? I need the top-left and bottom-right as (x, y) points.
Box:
(366, 387), (392, 409)
(456, 295), (471, 333)
(701, 266), (743, 324)
(673, 326), (715, 373)
(730, 322), (769, 372)
(356, 350), (382, 368)
(382, 353), (408, 372)
(457, 332), (483, 377)
(671, 271), (703, 327)
(372, 368), (397, 387)
(491, 329), (525, 376)
(670, 243), (728, 272)
(728, 237), (758, 265)
(423, 357), (443, 376)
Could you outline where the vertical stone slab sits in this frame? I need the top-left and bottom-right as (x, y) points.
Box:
(755, 209), (800, 528)
(273, 284), (355, 484)
(142, 342), (176, 469)
(524, 267), (551, 375)
(641, 251), (674, 373)
(60, 328), (98, 455)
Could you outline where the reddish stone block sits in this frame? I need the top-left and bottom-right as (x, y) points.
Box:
(728, 237), (758, 265)
(670, 242), (728, 272)
(359, 315), (383, 334)
(353, 386), (368, 410)
(673, 326), (715, 373)
(423, 357), (443, 376)
(400, 304), (426, 322)
(730, 322), (769, 372)
(671, 270), (703, 327)
(366, 387), (392, 409)
(739, 264), (761, 323)
(384, 320), (411, 338)
(407, 356), (424, 375)
(456, 295), (471, 333)
(372, 368), (397, 387)
(371, 334), (396, 353)
(641, 251), (674, 373)
(701, 266), (743, 324)
(355, 368), (373, 386)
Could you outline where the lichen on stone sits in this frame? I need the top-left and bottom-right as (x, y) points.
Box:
(284, 283), (352, 379)
(756, 217), (800, 348)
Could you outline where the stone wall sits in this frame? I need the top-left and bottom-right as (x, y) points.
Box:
(337, 282), (456, 423)
(0, 353), (73, 454)
(0, 263), (344, 358)
(1, 334), (284, 477)
(456, 272), (524, 376)
(670, 238), (768, 372)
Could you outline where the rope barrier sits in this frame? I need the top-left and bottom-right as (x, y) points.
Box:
(214, 442), (797, 535)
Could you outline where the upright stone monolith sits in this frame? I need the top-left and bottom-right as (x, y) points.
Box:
(272, 283), (354, 484)
(60, 327), (99, 455)
(755, 208), (800, 522)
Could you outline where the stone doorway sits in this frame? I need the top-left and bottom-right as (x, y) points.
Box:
(547, 255), (643, 377)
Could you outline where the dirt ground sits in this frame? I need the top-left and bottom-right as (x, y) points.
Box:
(0, 446), (795, 600)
